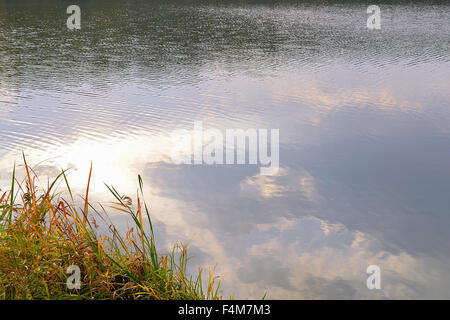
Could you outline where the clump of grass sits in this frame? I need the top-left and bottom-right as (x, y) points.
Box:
(0, 155), (221, 300)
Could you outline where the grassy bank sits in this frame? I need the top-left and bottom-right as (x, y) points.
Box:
(0, 156), (221, 300)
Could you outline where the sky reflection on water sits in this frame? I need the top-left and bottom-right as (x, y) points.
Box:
(1, 1), (450, 298)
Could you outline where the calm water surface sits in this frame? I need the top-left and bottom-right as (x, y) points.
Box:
(1, 1), (450, 298)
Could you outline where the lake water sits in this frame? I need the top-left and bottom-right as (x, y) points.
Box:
(1, 0), (450, 299)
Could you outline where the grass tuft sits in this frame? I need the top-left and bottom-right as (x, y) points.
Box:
(0, 157), (222, 300)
